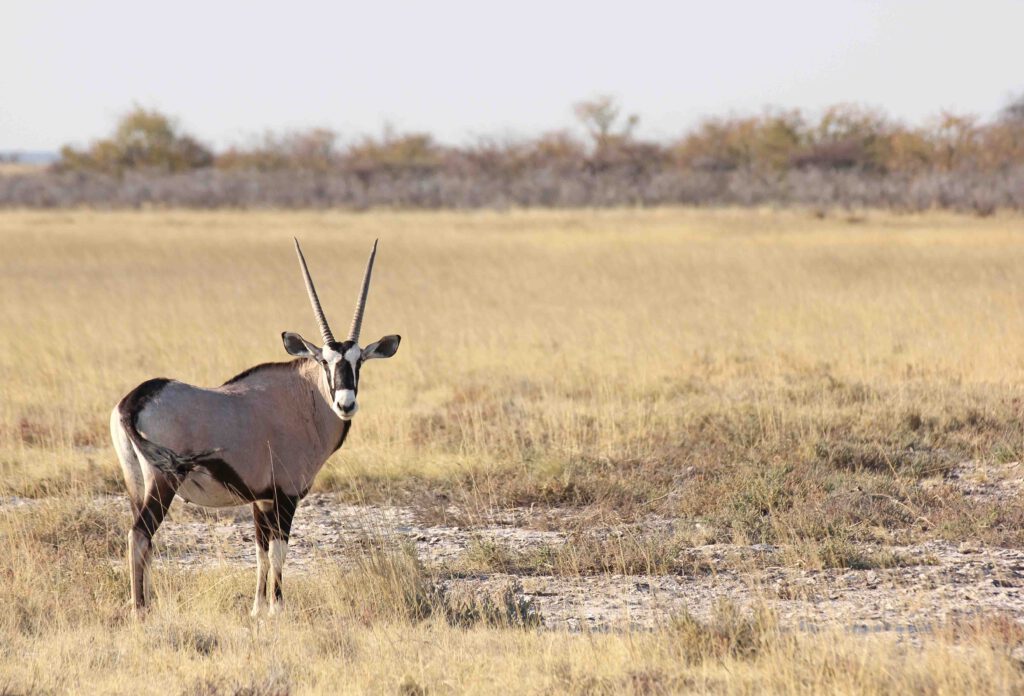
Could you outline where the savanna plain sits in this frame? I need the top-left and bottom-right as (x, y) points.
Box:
(3, 208), (1024, 694)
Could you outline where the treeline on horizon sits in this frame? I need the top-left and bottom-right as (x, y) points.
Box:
(3, 95), (1023, 212)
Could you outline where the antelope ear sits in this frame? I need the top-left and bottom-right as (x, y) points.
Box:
(282, 332), (322, 359)
(362, 335), (401, 361)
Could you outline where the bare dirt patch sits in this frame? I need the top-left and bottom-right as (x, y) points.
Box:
(24, 473), (1021, 634)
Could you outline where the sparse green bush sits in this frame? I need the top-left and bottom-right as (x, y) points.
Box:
(57, 107), (213, 175)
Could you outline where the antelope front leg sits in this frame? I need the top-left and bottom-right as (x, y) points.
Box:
(252, 545), (270, 617)
(251, 502), (273, 617)
(268, 539), (289, 615)
(252, 495), (298, 616)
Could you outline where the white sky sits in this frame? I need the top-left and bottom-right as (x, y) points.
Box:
(2, 0), (1023, 151)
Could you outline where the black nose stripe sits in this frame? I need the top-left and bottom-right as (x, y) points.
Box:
(334, 362), (356, 390)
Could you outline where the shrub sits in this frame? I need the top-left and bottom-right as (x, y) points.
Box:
(8, 96), (1024, 210)
(56, 107), (213, 176)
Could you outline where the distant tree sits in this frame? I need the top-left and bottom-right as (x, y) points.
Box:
(57, 107), (213, 175)
(216, 132), (292, 171)
(573, 95), (639, 154)
(287, 128), (337, 173)
(459, 136), (529, 177)
(530, 130), (585, 158)
(675, 110), (804, 171)
(526, 130), (587, 169)
(792, 104), (892, 171)
(754, 110), (805, 169)
(927, 112), (981, 171)
(219, 128), (338, 172)
(342, 126), (441, 175)
(884, 126), (935, 173)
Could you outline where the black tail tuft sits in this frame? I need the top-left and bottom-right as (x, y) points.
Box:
(127, 435), (218, 479)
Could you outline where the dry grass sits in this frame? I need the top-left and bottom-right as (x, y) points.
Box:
(3, 209), (1024, 542)
(1, 498), (1023, 694)
(2, 208), (1024, 692)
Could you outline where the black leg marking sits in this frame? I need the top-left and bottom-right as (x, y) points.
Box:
(252, 493), (300, 605)
(271, 494), (299, 541)
(252, 502), (271, 612)
(252, 492), (299, 544)
(130, 475), (178, 609)
(253, 503), (272, 553)
(134, 477), (177, 541)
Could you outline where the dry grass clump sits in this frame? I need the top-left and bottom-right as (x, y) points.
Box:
(461, 529), (697, 577)
(331, 538), (438, 624)
(326, 536), (541, 628)
(441, 578), (541, 629)
(183, 675), (291, 696)
(0, 499), (129, 635)
(783, 536), (910, 571)
(666, 600), (778, 665)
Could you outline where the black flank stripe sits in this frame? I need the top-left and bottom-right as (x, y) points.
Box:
(193, 457), (258, 500)
(194, 457), (312, 503)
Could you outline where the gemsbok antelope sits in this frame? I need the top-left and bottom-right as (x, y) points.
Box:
(110, 239), (400, 614)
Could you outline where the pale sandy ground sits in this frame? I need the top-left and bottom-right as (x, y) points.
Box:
(5, 458), (1021, 634)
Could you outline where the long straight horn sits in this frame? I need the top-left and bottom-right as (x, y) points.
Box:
(293, 238), (335, 345)
(347, 239), (379, 343)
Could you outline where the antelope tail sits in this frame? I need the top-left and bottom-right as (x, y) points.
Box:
(117, 383), (218, 479)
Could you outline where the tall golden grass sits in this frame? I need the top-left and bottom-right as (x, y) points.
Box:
(2, 208), (1023, 479)
(3, 209), (1023, 534)
(2, 209), (1024, 692)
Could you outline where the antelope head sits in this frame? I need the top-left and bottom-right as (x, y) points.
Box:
(283, 239), (401, 420)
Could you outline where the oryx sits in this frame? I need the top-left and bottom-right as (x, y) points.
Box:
(110, 239), (400, 614)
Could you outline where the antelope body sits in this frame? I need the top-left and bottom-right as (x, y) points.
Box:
(111, 240), (400, 614)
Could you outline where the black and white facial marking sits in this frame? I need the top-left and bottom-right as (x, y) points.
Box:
(321, 341), (362, 419)
(282, 332), (401, 420)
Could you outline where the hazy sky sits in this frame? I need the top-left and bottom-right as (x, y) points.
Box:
(2, 0), (1023, 151)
